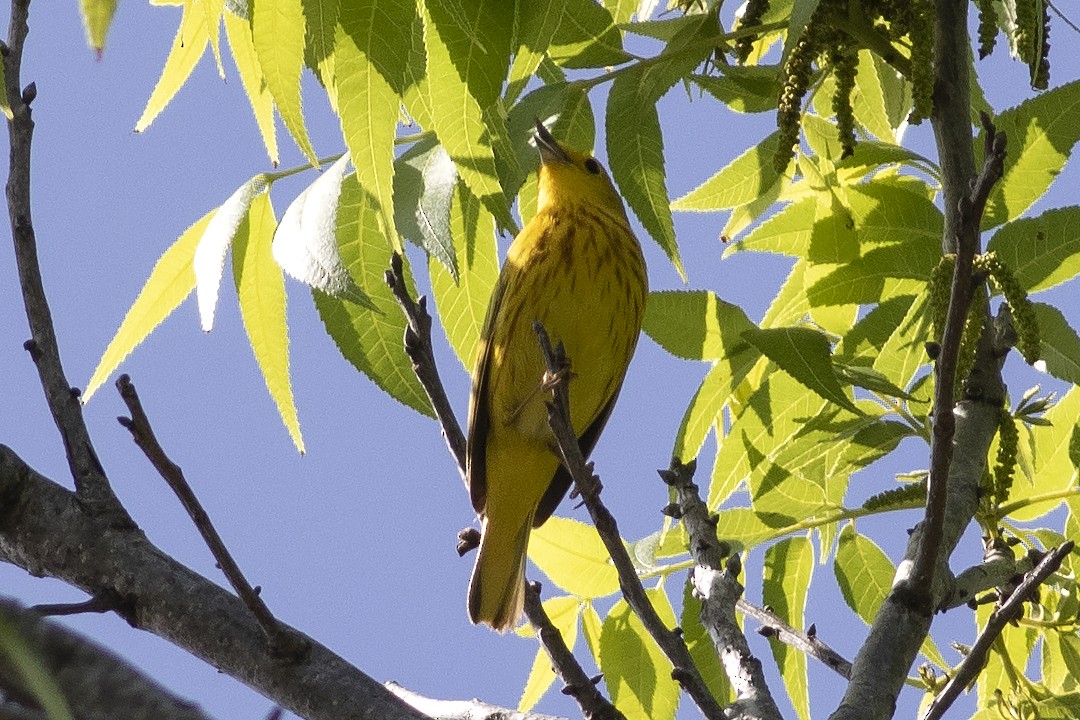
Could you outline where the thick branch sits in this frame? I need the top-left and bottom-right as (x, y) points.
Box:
(0, 597), (214, 720)
(4, 0), (126, 517)
(385, 682), (569, 720)
(0, 446), (428, 720)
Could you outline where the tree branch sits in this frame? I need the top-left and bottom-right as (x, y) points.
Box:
(114, 374), (309, 660)
(521, 583), (626, 720)
(0, 597), (215, 720)
(0, 445), (429, 720)
(385, 253), (467, 482)
(922, 542), (1075, 720)
(661, 459), (783, 720)
(385, 681), (569, 720)
(533, 325), (726, 720)
(4, 0), (127, 518)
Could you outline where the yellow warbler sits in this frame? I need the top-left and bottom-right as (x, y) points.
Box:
(466, 122), (648, 631)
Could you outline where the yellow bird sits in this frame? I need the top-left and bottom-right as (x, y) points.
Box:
(466, 122), (648, 631)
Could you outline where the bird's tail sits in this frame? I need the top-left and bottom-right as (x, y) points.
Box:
(468, 511), (534, 632)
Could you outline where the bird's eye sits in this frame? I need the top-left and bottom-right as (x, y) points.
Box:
(584, 158), (601, 174)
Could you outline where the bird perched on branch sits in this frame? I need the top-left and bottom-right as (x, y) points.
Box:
(466, 121), (648, 631)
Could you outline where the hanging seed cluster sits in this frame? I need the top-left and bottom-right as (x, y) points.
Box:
(990, 407), (1019, 508)
(734, 0), (937, 171)
(975, 0), (1051, 88)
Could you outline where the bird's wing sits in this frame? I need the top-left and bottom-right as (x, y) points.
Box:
(466, 272), (508, 515)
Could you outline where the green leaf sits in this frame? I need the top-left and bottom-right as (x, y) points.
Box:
(232, 193), (304, 453)
(80, 0), (118, 55)
(709, 368), (828, 513)
(136, 1), (210, 131)
(710, 508), (777, 551)
(85, 210), (213, 401)
(680, 578), (732, 705)
(252, 0), (318, 165)
(223, 10), (279, 164)
(672, 365), (723, 462)
(834, 362), (915, 401)
(807, 237), (938, 306)
(335, 0), (417, 253)
(761, 258), (812, 329)
(420, 0), (515, 229)
(302, 0), (339, 107)
(273, 156), (378, 309)
(672, 131), (784, 212)
(1012, 386), (1080, 521)
(834, 524), (893, 624)
(981, 80), (1080, 229)
(606, 74), (681, 277)
(643, 290), (758, 362)
(1033, 303), (1080, 386)
(850, 49), (893, 142)
(763, 537), (814, 720)
(394, 137), (458, 277)
(599, 589), (679, 720)
(728, 196), (816, 258)
(314, 176), (433, 416)
(1042, 628), (1080, 693)
(529, 516), (619, 598)
(743, 327), (860, 414)
(975, 600), (1039, 708)
(873, 287), (932, 393)
(690, 66), (783, 114)
(507, 0), (569, 100)
(204, 0), (227, 79)
(987, 207), (1080, 293)
(194, 178), (260, 331)
(0, 610), (74, 720)
(547, 0), (630, 69)
(429, 182), (499, 370)
(837, 294), (917, 364)
(518, 595), (581, 711)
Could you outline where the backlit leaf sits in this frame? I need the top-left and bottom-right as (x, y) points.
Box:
(224, 10), (279, 164)
(744, 327), (859, 414)
(136, 1), (210, 131)
(981, 80), (1080, 229)
(314, 176), (432, 415)
(530, 516), (619, 598)
(987, 207), (1080, 293)
(429, 182), (499, 370)
(599, 590), (679, 720)
(85, 210), (214, 401)
(232, 193), (304, 452)
(252, 0), (318, 164)
(763, 537), (814, 720)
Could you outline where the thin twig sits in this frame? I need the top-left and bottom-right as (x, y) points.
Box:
(522, 582), (626, 720)
(533, 322), (726, 720)
(922, 541), (1075, 720)
(4, 0), (127, 518)
(31, 590), (129, 618)
(384, 261), (611, 719)
(911, 114), (1007, 598)
(115, 374), (308, 661)
(385, 253), (467, 482)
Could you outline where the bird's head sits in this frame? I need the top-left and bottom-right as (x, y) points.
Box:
(533, 121), (628, 224)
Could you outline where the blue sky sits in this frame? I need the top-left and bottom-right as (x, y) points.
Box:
(1, 4), (1078, 719)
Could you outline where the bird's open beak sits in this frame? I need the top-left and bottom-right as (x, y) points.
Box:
(534, 121), (571, 165)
